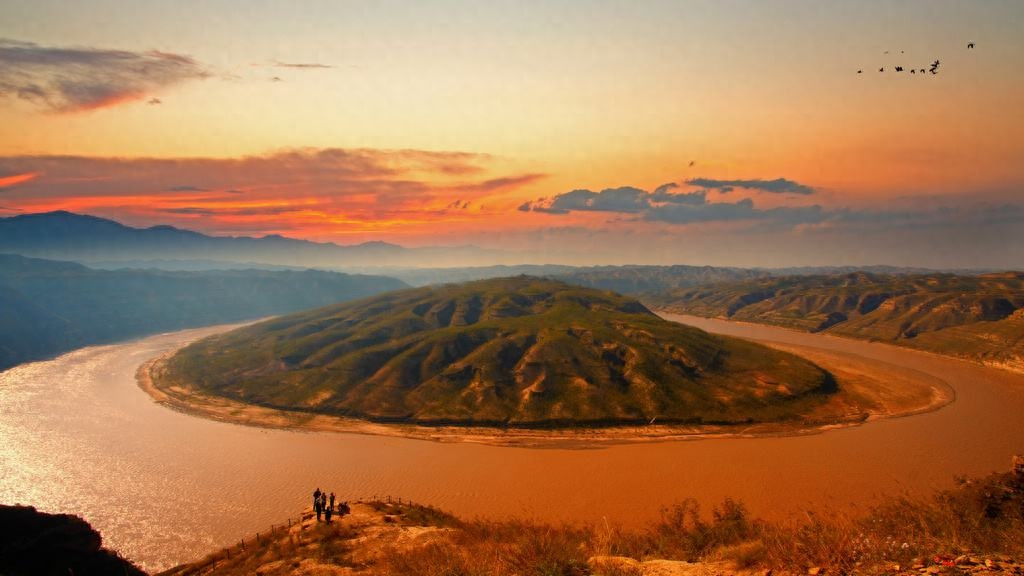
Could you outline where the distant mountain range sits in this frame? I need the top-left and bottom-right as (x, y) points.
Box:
(0, 253), (406, 370)
(0, 211), (992, 275)
(0, 211), (518, 268)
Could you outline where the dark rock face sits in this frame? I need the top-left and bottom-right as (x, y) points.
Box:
(0, 505), (147, 576)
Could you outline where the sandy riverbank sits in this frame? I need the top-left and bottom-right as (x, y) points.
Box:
(136, 326), (954, 447)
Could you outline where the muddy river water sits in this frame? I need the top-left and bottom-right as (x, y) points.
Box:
(2, 315), (1023, 571)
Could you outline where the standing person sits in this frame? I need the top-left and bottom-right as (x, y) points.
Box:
(325, 502), (333, 523)
(314, 493), (323, 522)
(329, 492), (335, 511)
(313, 487), (321, 507)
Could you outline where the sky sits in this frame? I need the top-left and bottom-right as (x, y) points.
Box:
(0, 0), (1022, 268)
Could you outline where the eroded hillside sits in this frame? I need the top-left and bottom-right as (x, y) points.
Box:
(159, 277), (835, 426)
(652, 272), (1024, 372)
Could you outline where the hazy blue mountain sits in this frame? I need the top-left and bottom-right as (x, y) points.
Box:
(355, 264), (766, 291)
(0, 254), (407, 370)
(0, 211), (517, 268)
(363, 264), (581, 286)
(365, 265), (952, 293)
(552, 265), (769, 294)
(86, 258), (311, 272)
(761, 265), (985, 276)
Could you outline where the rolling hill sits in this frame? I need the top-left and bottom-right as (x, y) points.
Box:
(0, 254), (407, 369)
(159, 276), (835, 427)
(650, 272), (1024, 371)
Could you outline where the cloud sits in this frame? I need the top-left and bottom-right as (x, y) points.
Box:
(161, 206), (304, 216)
(519, 185), (707, 215)
(272, 60), (333, 69)
(0, 38), (209, 113)
(642, 199), (826, 226)
(520, 182), (828, 226)
(470, 173), (547, 193)
(685, 177), (815, 195)
(519, 179), (1024, 236)
(0, 171), (39, 189)
(446, 199), (472, 210)
(165, 185), (208, 192)
(0, 147), (543, 233)
(0, 148), (494, 198)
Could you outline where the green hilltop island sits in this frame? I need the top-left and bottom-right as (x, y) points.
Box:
(155, 276), (839, 428)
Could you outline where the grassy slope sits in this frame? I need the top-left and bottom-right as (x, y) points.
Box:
(164, 465), (1024, 576)
(161, 276), (834, 427)
(651, 272), (1024, 369)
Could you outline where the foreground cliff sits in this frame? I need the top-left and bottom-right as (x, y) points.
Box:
(0, 505), (146, 576)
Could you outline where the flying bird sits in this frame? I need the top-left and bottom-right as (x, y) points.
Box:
(688, 160), (696, 167)
(968, 42), (975, 49)
(146, 98), (162, 105)
(271, 76), (283, 82)
(910, 69), (916, 74)
(895, 66), (904, 72)
(879, 67), (885, 72)
(857, 69), (862, 74)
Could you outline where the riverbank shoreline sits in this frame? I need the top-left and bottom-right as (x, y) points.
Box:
(657, 310), (1024, 376)
(136, 321), (954, 447)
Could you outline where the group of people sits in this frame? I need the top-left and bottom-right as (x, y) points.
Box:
(312, 487), (349, 522)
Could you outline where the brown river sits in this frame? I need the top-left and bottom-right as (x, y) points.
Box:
(2, 315), (1023, 572)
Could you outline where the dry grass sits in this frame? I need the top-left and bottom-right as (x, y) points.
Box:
(166, 466), (1024, 576)
(378, 469), (1024, 575)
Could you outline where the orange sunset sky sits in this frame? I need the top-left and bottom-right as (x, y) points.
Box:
(1, 1), (1022, 267)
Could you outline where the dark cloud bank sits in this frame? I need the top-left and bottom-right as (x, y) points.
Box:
(519, 181), (823, 225)
(685, 177), (815, 195)
(519, 180), (1020, 230)
(0, 38), (208, 113)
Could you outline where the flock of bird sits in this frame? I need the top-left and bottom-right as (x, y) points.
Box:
(857, 42), (974, 75)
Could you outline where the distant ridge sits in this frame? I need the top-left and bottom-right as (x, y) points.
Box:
(1, 211), (985, 272)
(0, 211), (512, 268)
(0, 253), (407, 369)
(652, 272), (1024, 372)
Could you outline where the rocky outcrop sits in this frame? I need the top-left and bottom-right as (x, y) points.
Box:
(161, 501), (455, 576)
(0, 505), (146, 576)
